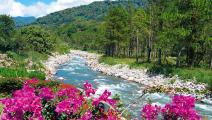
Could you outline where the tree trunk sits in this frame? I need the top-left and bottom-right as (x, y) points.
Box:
(147, 47), (151, 63)
(128, 47), (130, 57)
(136, 34), (139, 63)
(158, 48), (162, 65)
(186, 46), (195, 67)
(140, 44), (143, 63)
(123, 48), (126, 57)
(164, 50), (168, 64)
(176, 49), (183, 67)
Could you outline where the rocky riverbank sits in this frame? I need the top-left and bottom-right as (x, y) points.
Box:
(70, 50), (208, 98)
(43, 52), (73, 79)
(43, 50), (209, 98)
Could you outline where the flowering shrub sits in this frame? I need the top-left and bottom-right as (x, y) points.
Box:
(0, 79), (201, 120)
(142, 95), (201, 120)
(0, 79), (119, 120)
(141, 104), (160, 120)
(161, 95), (200, 120)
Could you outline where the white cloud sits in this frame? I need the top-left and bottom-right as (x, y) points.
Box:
(0, 0), (101, 18)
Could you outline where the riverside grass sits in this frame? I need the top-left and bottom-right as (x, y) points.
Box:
(0, 67), (45, 80)
(99, 56), (212, 89)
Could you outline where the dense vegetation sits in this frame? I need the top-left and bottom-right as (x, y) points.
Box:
(36, 0), (211, 68)
(34, 0), (212, 87)
(0, 15), (69, 85)
(99, 0), (212, 87)
(35, 1), (142, 26)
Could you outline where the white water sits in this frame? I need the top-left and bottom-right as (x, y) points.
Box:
(54, 56), (212, 119)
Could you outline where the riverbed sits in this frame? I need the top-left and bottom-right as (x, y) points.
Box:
(54, 55), (212, 119)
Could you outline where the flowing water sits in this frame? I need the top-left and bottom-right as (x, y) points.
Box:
(54, 56), (212, 119)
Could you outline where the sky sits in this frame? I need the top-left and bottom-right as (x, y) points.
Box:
(0, 0), (101, 18)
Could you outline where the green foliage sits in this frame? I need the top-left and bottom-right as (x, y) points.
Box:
(17, 25), (56, 54)
(0, 78), (23, 94)
(36, 81), (60, 89)
(173, 68), (212, 89)
(0, 15), (15, 51)
(35, 1), (142, 27)
(42, 101), (57, 120)
(54, 41), (70, 54)
(104, 6), (129, 56)
(0, 67), (45, 80)
(59, 19), (105, 51)
(6, 51), (47, 70)
(28, 71), (46, 80)
(148, 65), (174, 76)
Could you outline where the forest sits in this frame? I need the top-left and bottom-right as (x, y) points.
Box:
(43, 0), (212, 87)
(0, 0), (211, 87)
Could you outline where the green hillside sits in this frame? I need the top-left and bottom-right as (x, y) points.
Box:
(35, 1), (142, 26)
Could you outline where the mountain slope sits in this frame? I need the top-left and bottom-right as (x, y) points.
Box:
(36, 1), (142, 26)
(13, 16), (36, 27)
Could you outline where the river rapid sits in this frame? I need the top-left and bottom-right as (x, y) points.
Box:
(54, 55), (212, 119)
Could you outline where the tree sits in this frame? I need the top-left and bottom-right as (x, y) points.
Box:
(172, 0), (211, 67)
(0, 15), (15, 52)
(132, 8), (149, 63)
(18, 25), (56, 54)
(104, 6), (128, 56)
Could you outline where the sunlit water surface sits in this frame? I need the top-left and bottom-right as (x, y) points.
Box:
(54, 56), (212, 119)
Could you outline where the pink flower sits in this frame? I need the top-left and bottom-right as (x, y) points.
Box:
(83, 81), (96, 97)
(141, 104), (160, 120)
(92, 90), (116, 108)
(57, 87), (79, 98)
(55, 99), (72, 114)
(0, 83), (43, 120)
(39, 87), (54, 100)
(161, 95), (201, 120)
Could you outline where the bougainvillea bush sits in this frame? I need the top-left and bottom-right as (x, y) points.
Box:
(141, 95), (201, 120)
(0, 79), (201, 120)
(0, 79), (119, 120)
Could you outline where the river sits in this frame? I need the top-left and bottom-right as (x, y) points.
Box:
(54, 55), (212, 119)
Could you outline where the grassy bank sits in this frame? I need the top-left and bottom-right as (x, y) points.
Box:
(0, 67), (45, 80)
(99, 56), (212, 89)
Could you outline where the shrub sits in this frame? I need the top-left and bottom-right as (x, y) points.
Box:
(142, 95), (201, 120)
(0, 78), (23, 94)
(148, 64), (173, 76)
(28, 71), (45, 80)
(18, 25), (56, 54)
(0, 79), (119, 120)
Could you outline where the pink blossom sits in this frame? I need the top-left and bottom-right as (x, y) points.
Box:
(93, 90), (116, 108)
(141, 104), (160, 120)
(39, 87), (54, 100)
(83, 81), (96, 97)
(161, 95), (201, 120)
